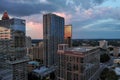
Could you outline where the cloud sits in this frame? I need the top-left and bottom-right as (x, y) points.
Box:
(22, 13), (43, 23)
(65, 0), (109, 10)
(0, 0), (120, 39)
(0, 0), (56, 16)
(10, 0), (50, 4)
(53, 12), (72, 24)
(26, 22), (43, 39)
(75, 19), (120, 32)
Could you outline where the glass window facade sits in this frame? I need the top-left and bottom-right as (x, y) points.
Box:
(43, 14), (64, 67)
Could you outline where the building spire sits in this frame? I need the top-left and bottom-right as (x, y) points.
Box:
(2, 11), (10, 20)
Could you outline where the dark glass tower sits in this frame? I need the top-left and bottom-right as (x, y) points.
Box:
(43, 13), (64, 67)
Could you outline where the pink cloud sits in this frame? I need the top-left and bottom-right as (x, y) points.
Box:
(24, 12), (72, 39)
(53, 12), (72, 24)
(26, 22), (43, 39)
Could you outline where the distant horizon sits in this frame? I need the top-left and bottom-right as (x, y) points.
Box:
(32, 38), (120, 40)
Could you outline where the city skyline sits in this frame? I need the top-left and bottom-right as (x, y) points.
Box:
(0, 0), (120, 39)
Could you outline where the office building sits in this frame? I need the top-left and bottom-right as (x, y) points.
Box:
(64, 25), (72, 47)
(0, 11), (26, 59)
(43, 13), (64, 67)
(0, 11), (28, 80)
(57, 44), (100, 80)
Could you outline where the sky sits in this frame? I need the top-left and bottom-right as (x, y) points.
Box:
(0, 0), (120, 39)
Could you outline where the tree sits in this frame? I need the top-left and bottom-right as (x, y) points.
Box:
(100, 68), (118, 80)
(28, 72), (39, 80)
(100, 68), (109, 80)
(100, 53), (110, 63)
(108, 47), (113, 51)
(106, 70), (118, 80)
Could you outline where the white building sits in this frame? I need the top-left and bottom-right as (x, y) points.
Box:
(99, 40), (108, 49)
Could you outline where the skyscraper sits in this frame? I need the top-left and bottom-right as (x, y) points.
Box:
(0, 11), (26, 58)
(43, 13), (64, 67)
(0, 11), (28, 80)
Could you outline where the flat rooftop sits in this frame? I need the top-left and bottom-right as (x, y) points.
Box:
(33, 66), (56, 76)
(6, 58), (29, 64)
(66, 46), (99, 53)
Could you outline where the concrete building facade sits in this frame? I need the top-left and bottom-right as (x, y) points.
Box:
(57, 44), (100, 80)
(99, 40), (108, 49)
(28, 42), (44, 63)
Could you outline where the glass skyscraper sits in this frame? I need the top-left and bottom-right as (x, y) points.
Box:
(43, 13), (64, 67)
(0, 11), (28, 80)
(0, 12), (26, 58)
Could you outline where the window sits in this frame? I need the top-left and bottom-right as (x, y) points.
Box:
(67, 63), (72, 71)
(67, 72), (72, 80)
(76, 57), (79, 63)
(73, 64), (78, 72)
(73, 73), (78, 80)
(80, 58), (84, 63)
(80, 65), (84, 73)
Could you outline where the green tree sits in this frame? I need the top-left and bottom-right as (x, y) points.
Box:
(100, 53), (110, 63)
(100, 68), (118, 80)
(100, 68), (109, 80)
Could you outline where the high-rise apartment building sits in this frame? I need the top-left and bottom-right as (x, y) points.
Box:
(57, 44), (100, 80)
(43, 13), (64, 67)
(64, 25), (72, 47)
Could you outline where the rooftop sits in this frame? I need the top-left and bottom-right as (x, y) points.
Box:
(33, 66), (56, 76)
(28, 61), (39, 66)
(114, 67), (120, 75)
(66, 46), (99, 53)
(6, 58), (29, 64)
(2, 11), (10, 20)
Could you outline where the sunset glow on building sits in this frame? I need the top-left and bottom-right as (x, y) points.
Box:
(64, 25), (72, 39)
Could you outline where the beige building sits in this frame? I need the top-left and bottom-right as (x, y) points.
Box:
(113, 47), (120, 57)
(114, 59), (120, 64)
(57, 44), (100, 80)
(0, 26), (11, 39)
(99, 40), (108, 49)
(28, 42), (43, 63)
